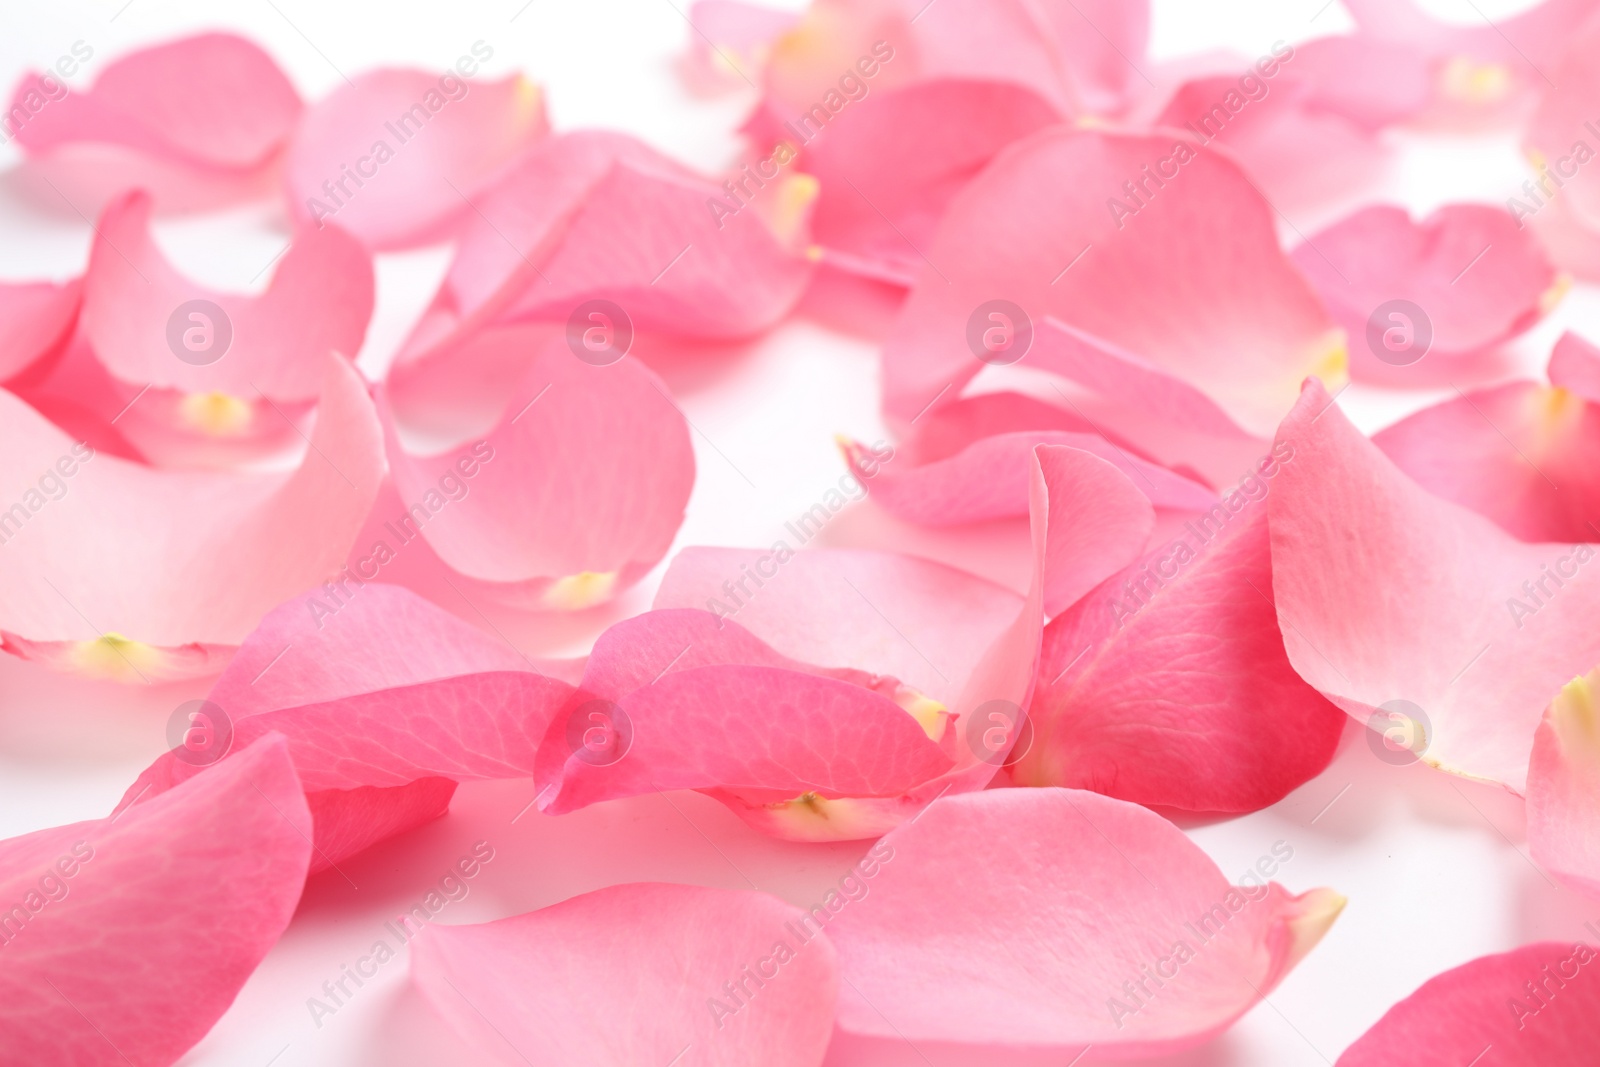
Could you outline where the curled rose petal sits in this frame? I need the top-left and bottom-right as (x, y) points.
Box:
(881, 127), (1344, 444)
(115, 583), (574, 870)
(383, 325), (695, 611)
(285, 67), (548, 250)
(1290, 203), (1562, 382)
(0, 353), (383, 682)
(823, 788), (1342, 1055)
(0, 278), (80, 387)
(1528, 668), (1600, 897)
(1269, 378), (1600, 791)
(1016, 485), (1347, 812)
(1373, 349), (1600, 543)
(412, 883), (838, 1067)
(1336, 941), (1600, 1065)
(0, 734), (310, 1066)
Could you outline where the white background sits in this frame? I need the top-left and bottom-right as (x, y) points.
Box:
(3, 1), (1599, 1064)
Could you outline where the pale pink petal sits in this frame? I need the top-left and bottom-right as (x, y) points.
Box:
(7, 33), (300, 171)
(0, 734), (310, 1065)
(79, 189), (372, 419)
(0, 353), (383, 681)
(412, 882), (838, 1067)
(1528, 11), (1600, 237)
(824, 788), (1343, 1055)
(1016, 498), (1346, 812)
(1373, 374), (1600, 543)
(684, 0), (800, 89)
(115, 583), (572, 868)
(1336, 941), (1600, 1064)
(882, 127), (1344, 439)
(401, 130), (812, 363)
(285, 68), (548, 250)
(1548, 330), (1600, 401)
(383, 325), (694, 610)
(1269, 379), (1600, 791)
(1291, 204), (1561, 381)
(0, 278), (80, 385)
(1527, 668), (1600, 897)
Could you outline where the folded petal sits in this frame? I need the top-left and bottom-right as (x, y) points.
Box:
(285, 68), (548, 250)
(115, 583), (572, 868)
(402, 130), (812, 362)
(412, 882), (838, 1067)
(1336, 941), (1600, 1065)
(1527, 668), (1600, 896)
(1269, 379), (1600, 791)
(7, 33), (300, 171)
(0, 734), (310, 1066)
(0, 278), (80, 386)
(77, 190), (374, 462)
(882, 126), (1344, 439)
(0, 353), (384, 681)
(1290, 204), (1561, 380)
(824, 788), (1342, 1055)
(1548, 330), (1600, 402)
(383, 325), (694, 610)
(1372, 372), (1600, 543)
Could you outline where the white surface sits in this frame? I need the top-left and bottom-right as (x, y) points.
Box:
(2, 1), (1598, 1064)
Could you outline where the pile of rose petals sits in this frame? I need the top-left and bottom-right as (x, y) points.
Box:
(7, 1), (1600, 1062)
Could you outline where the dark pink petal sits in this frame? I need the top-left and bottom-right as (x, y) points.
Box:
(116, 584), (572, 868)
(285, 69), (548, 250)
(412, 883), (838, 1067)
(80, 189), (371, 412)
(1527, 669), (1600, 897)
(1373, 373), (1600, 543)
(0, 278), (80, 386)
(1269, 379), (1600, 792)
(7, 33), (300, 171)
(824, 788), (1342, 1054)
(882, 127), (1344, 440)
(0, 734), (310, 1066)
(1548, 330), (1600, 401)
(403, 130), (812, 361)
(1336, 942), (1600, 1065)
(1290, 204), (1561, 381)
(0, 353), (383, 681)
(384, 325), (695, 610)
(1017, 498), (1346, 812)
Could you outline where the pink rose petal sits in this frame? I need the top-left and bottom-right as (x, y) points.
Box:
(0, 278), (80, 386)
(1527, 668), (1600, 897)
